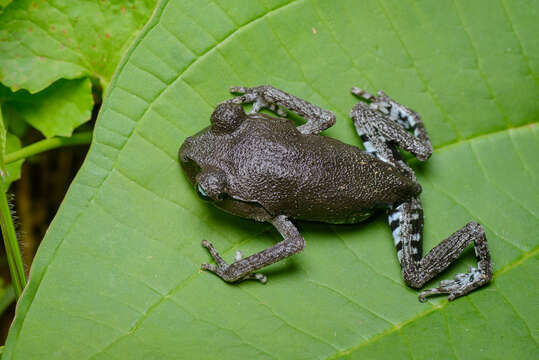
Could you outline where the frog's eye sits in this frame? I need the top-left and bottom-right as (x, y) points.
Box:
(196, 184), (211, 200)
(196, 169), (227, 201)
(211, 103), (246, 133)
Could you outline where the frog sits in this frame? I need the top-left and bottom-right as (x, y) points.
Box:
(178, 85), (492, 302)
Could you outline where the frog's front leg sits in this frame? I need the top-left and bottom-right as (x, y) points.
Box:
(228, 85), (336, 135)
(201, 215), (305, 283)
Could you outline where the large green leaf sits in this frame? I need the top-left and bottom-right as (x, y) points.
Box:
(5, 0), (538, 358)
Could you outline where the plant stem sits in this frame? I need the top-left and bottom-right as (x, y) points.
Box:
(4, 131), (93, 164)
(0, 132), (93, 297)
(0, 181), (26, 297)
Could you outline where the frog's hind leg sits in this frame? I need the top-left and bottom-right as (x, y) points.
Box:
(350, 87), (433, 161)
(391, 201), (492, 302)
(201, 215), (305, 284)
(227, 85), (336, 135)
(350, 88), (492, 301)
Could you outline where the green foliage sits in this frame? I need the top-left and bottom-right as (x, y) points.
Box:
(4, 0), (539, 359)
(0, 0), (11, 13)
(0, 0), (157, 93)
(0, 107), (25, 297)
(0, 79), (93, 138)
(0, 0), (157, 179)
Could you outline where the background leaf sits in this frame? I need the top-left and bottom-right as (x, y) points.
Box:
(4, 0), (538, 359)
(0, 0), (12, 12)
(0, 79), (93, 138)
(0, 0), (157, 138)
(0, 0), (158, 93)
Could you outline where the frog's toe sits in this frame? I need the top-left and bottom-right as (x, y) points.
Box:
(418, 267), (490, 302)
(234, 250), (243, 262)
(351, 86), (374, 100)
(201, 262), (234, 282)
(248, 273), (268, 284)
(201, 263), (218, 273)
(230, 86), (248, 94)
(201, 239), (228, 267)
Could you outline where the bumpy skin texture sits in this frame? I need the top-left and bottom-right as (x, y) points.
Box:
(178, 85), (493, 302)
(180, 111), (419, 224)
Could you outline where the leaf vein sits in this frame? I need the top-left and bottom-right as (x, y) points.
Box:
(239, 287), (340, 352)
(307, 278), (394, 328)
(498, 0), (539, 84)
(168, 297), (277, 360)
(493, 282), (538, 344)
(469, 141), (538, 219)
(427, 179), (526, 252)
(376, 0), (460, 139)
(452, 0), (511, 127)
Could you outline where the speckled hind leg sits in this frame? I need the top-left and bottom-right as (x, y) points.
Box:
(391, 202), (492, 302)
(201, 215), (305, 283)
(350, 88), (492, 301)
(227, 85), (336, 135)
(350, 87), (433, 162)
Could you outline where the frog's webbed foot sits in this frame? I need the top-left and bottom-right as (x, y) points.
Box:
(201, 240), (267, 283)
(228, 85), (336, 135)
(228, 86), (287, 116)
(418, 267), (491, 302)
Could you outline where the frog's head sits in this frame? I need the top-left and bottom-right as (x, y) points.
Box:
(178, 103), (271, 221)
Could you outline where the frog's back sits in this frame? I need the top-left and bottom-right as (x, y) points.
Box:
(228, 115), (420, 223)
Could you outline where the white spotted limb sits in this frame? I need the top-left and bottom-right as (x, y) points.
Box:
(350, 87), (492, 301)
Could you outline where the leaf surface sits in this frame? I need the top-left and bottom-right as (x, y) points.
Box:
(4, 0), (538, 359)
